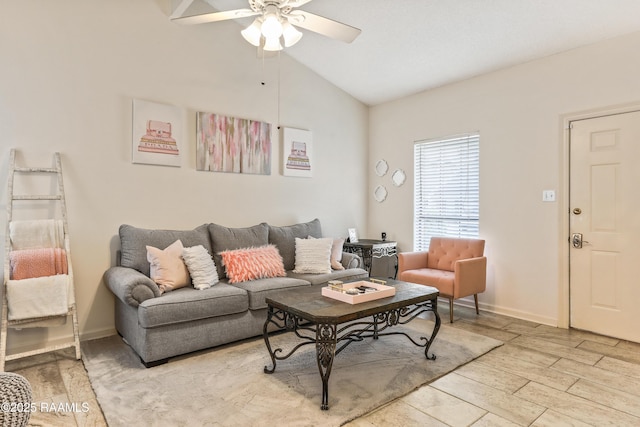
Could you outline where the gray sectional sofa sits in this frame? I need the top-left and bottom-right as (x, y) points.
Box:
(104, 219), (368, 367)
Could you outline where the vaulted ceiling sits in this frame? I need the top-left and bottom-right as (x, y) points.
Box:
(172, 0), (640, 106)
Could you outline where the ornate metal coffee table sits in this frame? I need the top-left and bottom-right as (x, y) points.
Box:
(262, 279), (441, 410)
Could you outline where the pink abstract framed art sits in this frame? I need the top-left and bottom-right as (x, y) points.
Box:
(196, 112), (272, 175)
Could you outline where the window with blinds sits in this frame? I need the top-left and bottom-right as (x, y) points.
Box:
(413, 133), (480, 251)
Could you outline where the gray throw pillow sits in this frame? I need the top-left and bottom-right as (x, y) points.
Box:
(268, 218), (322, 271)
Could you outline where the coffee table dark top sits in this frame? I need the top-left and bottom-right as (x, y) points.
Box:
(265, 279), (438, 324)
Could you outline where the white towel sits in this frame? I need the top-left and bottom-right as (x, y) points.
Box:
(6, 275), (70, 321)
(9, 219), (64, 250)
(10, 317), (67, 329)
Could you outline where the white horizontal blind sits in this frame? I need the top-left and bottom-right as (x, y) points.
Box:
(414, 133), (480, 251)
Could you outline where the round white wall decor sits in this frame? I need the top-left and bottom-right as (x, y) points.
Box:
(375, 159), (389, 176)
(392, 169), (406, 187)
(374, 185), (388, 202)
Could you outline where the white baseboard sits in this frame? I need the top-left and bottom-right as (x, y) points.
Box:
(448, 297), (559, 328)
(4, 327), (117, 358)
(80, 327), (118, 342)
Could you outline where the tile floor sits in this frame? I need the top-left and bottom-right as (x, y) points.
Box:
(6, 304), (640, 426)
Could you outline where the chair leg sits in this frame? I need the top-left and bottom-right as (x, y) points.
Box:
(474, 294), (480, 314)
(449, 298), (454, 323)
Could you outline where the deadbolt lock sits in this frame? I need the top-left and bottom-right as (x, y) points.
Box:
(573, 208), (582, 215)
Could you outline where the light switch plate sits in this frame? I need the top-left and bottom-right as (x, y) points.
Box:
(542, 190), (556, 202)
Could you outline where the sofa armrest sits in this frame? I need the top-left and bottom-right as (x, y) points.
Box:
(104, 266), (161, 308)
(453, 257), (487, 298)
(341, 251), (363, 269)
(398, 251), (429, 274)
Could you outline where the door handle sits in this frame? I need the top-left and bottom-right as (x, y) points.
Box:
(571, 233), (589, 249)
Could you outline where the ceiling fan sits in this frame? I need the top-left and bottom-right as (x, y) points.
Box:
(171, 0), (361, 52)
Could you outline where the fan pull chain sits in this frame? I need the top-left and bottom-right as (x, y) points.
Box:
(260, 46), (266, 86)
(258, 47), (281, 130)
(277, 49), (281, 130)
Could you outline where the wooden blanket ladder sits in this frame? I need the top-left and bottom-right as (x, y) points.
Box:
(1, 149), (81, 371)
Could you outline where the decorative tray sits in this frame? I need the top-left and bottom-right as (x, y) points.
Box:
(321, 279), (395, 304)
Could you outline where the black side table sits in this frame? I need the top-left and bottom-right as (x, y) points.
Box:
(343, 239), (398, 278)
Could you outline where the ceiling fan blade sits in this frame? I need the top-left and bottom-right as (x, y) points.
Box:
(172, 8), (259, 25)
(286, 0), (314, 7)
(289, 10), (361, 43)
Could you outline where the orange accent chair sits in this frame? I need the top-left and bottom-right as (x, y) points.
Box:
(398, 237), (486, 323)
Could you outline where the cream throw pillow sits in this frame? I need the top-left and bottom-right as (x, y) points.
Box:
(330, 238), (345, 270)
(308, 236), (345, 270)
(293, 237), (332, 274)
(182, 245), (219, 290)
(146, 240), (190, 294)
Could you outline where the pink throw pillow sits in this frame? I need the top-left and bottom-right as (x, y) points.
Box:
(219, 245), (286, 284)
(146, 240), (190, 294)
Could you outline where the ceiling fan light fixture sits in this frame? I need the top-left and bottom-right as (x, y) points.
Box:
(241, 18), (262, 47)
(263, 36), (283, 51)
(260, 5), (283, 39)
(282, 20), (302, 47)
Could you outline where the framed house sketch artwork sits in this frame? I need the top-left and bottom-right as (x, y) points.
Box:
(132, 99), (183, 167)
(196, 112), (272, 175)
(282, 127), (312, 177)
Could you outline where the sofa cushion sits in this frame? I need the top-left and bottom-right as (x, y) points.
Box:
(119, 224), (211, 277)
(287, 267), (369, 286)
(398, 268), (454, 296)
(208, 223), (269, 279)
(229, 277), (311, 310)
(219, 245), (286, 283)
(268, 219), (322, 271)
(137, 283), (248, 328)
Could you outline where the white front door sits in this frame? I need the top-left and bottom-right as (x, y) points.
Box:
(569, 111), (640, 343)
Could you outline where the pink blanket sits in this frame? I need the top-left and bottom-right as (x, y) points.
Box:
(9, 248), (68, 280)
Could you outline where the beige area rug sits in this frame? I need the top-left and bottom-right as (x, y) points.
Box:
(82, 318), (502, 426)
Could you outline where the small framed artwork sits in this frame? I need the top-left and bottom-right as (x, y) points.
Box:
(132, 99), (183, 167)
(348, 228), (358, 243)
(282, 127), (312, 177)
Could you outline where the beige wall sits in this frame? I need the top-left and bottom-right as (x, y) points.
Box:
(0, 0), (368, 352)
(4, 1), (640, 353)
(368, 31), (640, 325)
